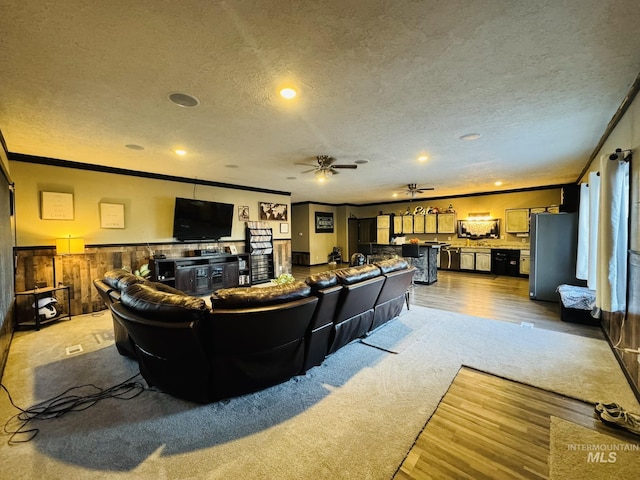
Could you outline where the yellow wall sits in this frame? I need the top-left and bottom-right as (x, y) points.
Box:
(10, 162), (291, 247)
(580, 96), (639, 252)
(356, 188), (562, 246)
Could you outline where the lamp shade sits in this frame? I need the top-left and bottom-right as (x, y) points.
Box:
(56, 237), (85, 255)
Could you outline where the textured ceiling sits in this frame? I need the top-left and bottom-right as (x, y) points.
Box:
(1, 0), (640, 205)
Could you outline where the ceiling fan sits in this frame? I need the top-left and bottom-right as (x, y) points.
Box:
(403, 183), (435, 198)
(296, 155), (358, 177)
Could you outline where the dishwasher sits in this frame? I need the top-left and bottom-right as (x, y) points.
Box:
(439, 247), (460, 270)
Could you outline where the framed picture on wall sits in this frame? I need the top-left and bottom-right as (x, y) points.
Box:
(315, 212), (334, 233)
(100, 202), (125, 229)
(41, 191), (74, 220)
(238, 205), (249, 221)
(259, 202), (288, 221)
(280, 223), (289, 234)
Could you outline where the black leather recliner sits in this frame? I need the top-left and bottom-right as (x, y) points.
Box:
(112, 282), (213, 403)
(328, 264), (385, 354)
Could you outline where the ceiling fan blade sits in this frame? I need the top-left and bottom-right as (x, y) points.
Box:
(329, 168), (340, 175)
(295, 162), (317, 167)
(301, 168), (317, 174)
(332, 164), (357, 169)
(419, 187), (435, 191)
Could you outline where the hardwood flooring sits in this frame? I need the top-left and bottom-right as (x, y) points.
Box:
(292, 264), (603, 339)
(393, 367), (637, 480)
(291, 263), (612, 479)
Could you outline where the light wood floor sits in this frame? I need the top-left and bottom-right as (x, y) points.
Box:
(291, 264), (613, 479)
(292, 264), (603, 339)
(393, 367), (637, 480)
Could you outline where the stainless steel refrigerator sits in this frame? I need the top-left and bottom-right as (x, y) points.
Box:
(529, 212), (579, 302)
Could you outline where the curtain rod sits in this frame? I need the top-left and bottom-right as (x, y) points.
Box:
(609, 148), (632, 161)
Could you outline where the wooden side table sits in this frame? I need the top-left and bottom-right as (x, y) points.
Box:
(15, 285), (71, 330)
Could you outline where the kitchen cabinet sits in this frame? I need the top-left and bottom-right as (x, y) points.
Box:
(402, 215), (414, 234)
(505, 208), (530, 233)
(460, 248), (492, 272)
(413, 215), (425, 233)
(475, 252), (492, 272)
(437, 213), (456, 234)
(376, 215), (391, 244)
(377, 214), (390, 229)
(425, 214), (437, 233)
(393, 215), (403, 234)
(460, 252), (475, 270)
(520, 249), (530, 275)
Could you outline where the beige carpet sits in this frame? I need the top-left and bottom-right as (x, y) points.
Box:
(0, 306), (638, 479)
(550, 417), (640, 479)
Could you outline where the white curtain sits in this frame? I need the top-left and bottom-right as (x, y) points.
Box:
(576, 182), (590, 280)
(576, 172), (600, 287)
(595, 154), (629, 312)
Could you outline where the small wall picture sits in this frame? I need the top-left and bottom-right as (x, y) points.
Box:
(280, 223), (289, 234)
(41, 191), (74, 220)
(259, 202), (288, 221)
(238, 205), (249, 221)
(100, 202), (125, 229)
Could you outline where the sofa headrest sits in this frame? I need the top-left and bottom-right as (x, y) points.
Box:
(212, 281), (311, 309)
(334, 264), (381, 285)
(121, 283), (209, 322)
(374, 257), (409, 274)
(305, 271), (339, 292)
(103, 269), (144, 291)
(143, 281), (185, 296)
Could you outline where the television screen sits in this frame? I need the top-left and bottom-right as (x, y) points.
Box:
(172, 197), (234, 241)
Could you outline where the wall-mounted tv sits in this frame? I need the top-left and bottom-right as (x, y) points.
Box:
(172, 197), (234, 241)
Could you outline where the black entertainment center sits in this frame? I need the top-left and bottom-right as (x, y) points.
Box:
(150, 253), (250, 296)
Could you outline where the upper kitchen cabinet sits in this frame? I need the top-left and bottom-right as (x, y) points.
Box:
(437, 213), (456, 234)
(393, 215), (403, 234)
(413, 214), (425, 233)
(505, 208), (530, 233)
(402, 215), (414, 234)
(425, 214), (437, 233)
(377, 214), (391, 244)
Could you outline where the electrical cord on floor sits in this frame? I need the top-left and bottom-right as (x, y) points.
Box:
(0, 372), (146, 445)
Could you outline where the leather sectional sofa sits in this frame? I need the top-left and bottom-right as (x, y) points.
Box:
(94, 258), (415, 403)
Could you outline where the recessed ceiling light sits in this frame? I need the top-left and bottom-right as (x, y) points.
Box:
(418, 155), (428, 162)
(168, 92), (200, 107)
(354, 159), (369, 165)
(125, 144), (144, 150)
(459, 133), (481, 141)
(174, 149), (187, 156)
(225, 164), (239, 168)
(392, 193), (398, 198)
(280, 88), (297, 99)
(494, 181), (503, 186)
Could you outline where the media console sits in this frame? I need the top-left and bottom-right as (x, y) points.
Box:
(150, 253), (250, 296)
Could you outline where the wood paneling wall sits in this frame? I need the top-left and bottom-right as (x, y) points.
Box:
(602, 250), (640, 399)
(0, 177), (14, 380)
(15, 240), (292, 316)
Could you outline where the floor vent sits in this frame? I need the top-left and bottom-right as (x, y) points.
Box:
(65, 344), (83, 355)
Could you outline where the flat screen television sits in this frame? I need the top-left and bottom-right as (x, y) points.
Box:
(172, 197), (234, 241)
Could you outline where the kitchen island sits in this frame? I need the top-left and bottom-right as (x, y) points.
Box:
(362, 243), (443, 285)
